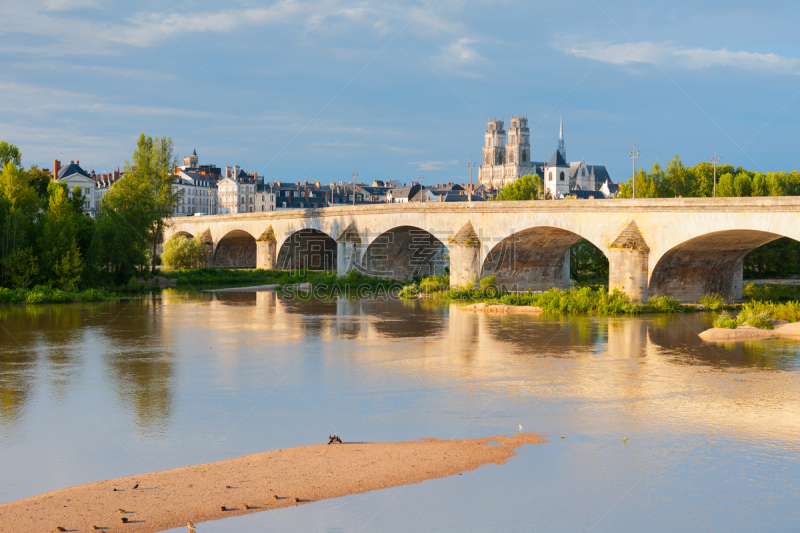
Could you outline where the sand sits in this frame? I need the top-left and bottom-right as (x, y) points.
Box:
(204, 284), (279, 293)
(699, 321), (800, 342)
(459, 303), (544, 314)
(0, 433), (544, 533)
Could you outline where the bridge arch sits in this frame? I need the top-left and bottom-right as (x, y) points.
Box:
(480, 226), (604, 291)
(648, 229), (786, 302)
(276, 228), (337, 272)
(213, 229), (257, 268)
(362, 225), (449, 280)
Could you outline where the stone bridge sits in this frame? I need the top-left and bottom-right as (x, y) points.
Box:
(163, 198), (800, 302)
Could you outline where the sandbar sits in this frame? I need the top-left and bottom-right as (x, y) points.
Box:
(0, 433), (544, 533)
(459, 303), (544, 314)
(699, 321), (800, 342)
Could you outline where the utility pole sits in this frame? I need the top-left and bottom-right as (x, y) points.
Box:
(710, 147), (720, 198)
(467, 154), (475, 204)
(628, 141), (640, 199)
(351, 166), (358, 206)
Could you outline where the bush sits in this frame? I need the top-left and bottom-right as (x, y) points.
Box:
(743, 282), (800, 302)
(713, 311), (741, 329)
(479, 275), (497, 292)
(699, 292), (726, 310)
(419, 275), (449, 293)
(398, 284), (419, 298)
(647, 295), (682, 312)
(162, 235), (209, 270)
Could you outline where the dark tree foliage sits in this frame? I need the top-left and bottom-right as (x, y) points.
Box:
(570, 239), (609, 281)
(744, 238), (800, 279)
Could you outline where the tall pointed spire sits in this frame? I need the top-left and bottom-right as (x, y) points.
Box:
(557, 109), (566, 162)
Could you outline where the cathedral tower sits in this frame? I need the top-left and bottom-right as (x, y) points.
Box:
(557, 112), (566, 162)
(506, 115), (530, 165)
(482, 118), (506, 166)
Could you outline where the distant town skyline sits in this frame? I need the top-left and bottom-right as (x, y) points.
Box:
(1, 0), (799, 183)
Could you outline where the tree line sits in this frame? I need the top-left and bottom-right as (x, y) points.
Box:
(0, 134), (182, 291)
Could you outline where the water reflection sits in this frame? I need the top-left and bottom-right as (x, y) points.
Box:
(1, 293), (799, 518)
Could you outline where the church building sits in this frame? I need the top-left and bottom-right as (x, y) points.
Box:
(478, 113), (616, 198)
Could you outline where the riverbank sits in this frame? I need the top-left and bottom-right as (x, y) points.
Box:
(700, 322), (800, 341)
(0, 433), (544, 533)
(0, 286), (122, 305)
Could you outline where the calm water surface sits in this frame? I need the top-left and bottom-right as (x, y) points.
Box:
(1, 292), (799, 532)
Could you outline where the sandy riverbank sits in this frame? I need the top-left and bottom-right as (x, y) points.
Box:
(459, 303), (544, 314)
(0, 433), (544, 533)
(699, 321), (800, 342)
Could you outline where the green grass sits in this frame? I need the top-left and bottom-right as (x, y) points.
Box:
(0, 285), (120, 305)
(743, 282), (800, 302)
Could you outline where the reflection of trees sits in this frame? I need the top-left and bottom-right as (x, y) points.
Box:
(0, 304), (91, 427)
(646, 314), (800, 370)
(101, 300), (174, 433)
(369, 300), (446, 339)
(483, 314), (600, 355)
(0, 346), (35, 427)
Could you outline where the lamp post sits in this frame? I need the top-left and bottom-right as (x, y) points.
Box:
(710, 147), (720, 198)
(467, 154), (475, 204)
(351, 166), (358, 206)
(628, 140), (640, 199)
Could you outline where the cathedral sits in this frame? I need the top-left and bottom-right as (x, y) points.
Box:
(478, 114), (615, 198)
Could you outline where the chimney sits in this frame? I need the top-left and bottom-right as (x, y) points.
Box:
(76, 160), (79, 166)
(305, 188), (309, 201)
(53, 159), (61, 179)
(438, 194), (443, 202)
(225, 166), (231, 178)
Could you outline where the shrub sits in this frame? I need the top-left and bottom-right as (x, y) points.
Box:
(699, 292), (726, 311)
(713, 311), (741, 329)
(162, 235), (209, 270)
(398, 284), (419, 298)
(647, 295), (682, 312)
(419, 275), (449, 293)
(479, 275), (497, 292)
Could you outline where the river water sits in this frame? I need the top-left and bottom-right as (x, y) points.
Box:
(1, 292), (799, 532)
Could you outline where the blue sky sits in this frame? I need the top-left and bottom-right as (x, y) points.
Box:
(1, 0), (799, 185)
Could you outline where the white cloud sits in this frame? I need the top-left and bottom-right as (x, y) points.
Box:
(562, 40), (800, 75)
(407, 159), (458, 171)
(43, 0), (101, 11)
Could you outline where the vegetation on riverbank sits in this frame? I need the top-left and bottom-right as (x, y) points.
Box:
(164, 268), (402, 296)
(0, 285), (121, 304)
(399, 275), (685, 315)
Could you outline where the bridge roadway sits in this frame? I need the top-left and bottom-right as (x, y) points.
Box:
(163, 197), (800, 302)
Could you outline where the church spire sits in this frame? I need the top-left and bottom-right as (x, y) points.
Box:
(557, 110), (566, 162)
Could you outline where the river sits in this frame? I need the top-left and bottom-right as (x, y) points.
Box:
(1, 292), (798, 532)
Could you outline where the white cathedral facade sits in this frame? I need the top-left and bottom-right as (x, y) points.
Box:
(478, 114), (615, 198)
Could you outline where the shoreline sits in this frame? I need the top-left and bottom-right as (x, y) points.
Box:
(0, 433), (545, 533)
(699, 322), (800, 342)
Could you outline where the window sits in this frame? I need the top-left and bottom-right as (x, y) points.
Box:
(522, 152), (527, 163)
(560, 172), (565, 181)
(549, 172), (553, 182)
(582, 168), (585, 177)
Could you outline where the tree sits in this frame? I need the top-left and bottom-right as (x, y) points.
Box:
(0, 141), (22, 169)
(28, 165), (52, 198)
(0, 162), (37, 287)
(40, 186), (83, 287)
(570, 239), (609, 281)
(1, 247), (38, 288)
(161, 234), (208, 270)
(496, 174), (542, 201)
(126, 134), (183, 274)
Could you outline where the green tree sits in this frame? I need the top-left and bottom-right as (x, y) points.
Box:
(27, 165), (52, 198)
(0, 141), (22, 169)
(1, 247), (38, 288)
(717, 172), (736, 197)
(40, 186), (83, 287)
(0, 162), (38, 286)
(665, 155), (695, 197)
(751, 173), (769, 196)
(744, 238), (800, 278)
(496, 174), (542, 201)
(161, 234), (209, 270)
(733, 172), (752, 197)
(570, 239), (609, 281)
(126, 134), (183, 274)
